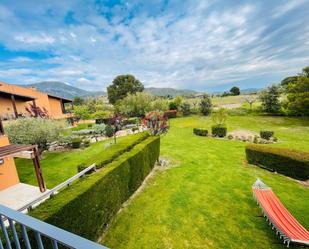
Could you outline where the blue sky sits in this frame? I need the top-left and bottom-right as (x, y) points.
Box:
(0, 0), (308, 92)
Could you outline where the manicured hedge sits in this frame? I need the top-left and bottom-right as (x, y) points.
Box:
(211, 125), (227, 137)
(260, 130), (274, 140)
(30, 135), (160, 241)
(94, 132), (150, 169)
(164, 110), (177, 118)
(246, 144), (309, 180)
(193, 128), (208, 136)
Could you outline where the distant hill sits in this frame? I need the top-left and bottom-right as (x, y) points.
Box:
(145, 87), (197, 97)
(25, 81), (106, 99)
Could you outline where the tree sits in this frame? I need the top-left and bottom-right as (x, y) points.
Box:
(73, 105), (91, 120)
(116, 92), (153, 117)
(200, 94), (212, 115)
(230, 86), (240, 96)
(5, 117), (66, 154)
(180, 102), (191, 116)
(73, 97), (84, 106)
(285, 76), (309, 116)
(259, 85), (281, 113)
(245, 96), (257, 109)
(151, 98), (169, 112)
(107, 74), (144, 104)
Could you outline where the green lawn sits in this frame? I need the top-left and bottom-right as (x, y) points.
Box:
(104, 115), (309, 249)
(15, 133), (147, 188)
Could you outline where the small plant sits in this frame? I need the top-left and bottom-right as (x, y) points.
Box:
(72, 137), (82, 148)
(211, 125), (227, 137)
(260, 130), (274, 140)
(77, 163), (87, 173)
(227, 134), (233, 140)
(193, 128), (208, 136)
(253, 135), (259, 144)
(83, 139), (91, 147)
(105, 124), (114, 137)
(212, 108), (228, 126)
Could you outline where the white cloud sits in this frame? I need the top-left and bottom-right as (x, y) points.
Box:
(0, 0), (309, 91)
(272, 0), (308, 18)
(14, 33), (55, 44)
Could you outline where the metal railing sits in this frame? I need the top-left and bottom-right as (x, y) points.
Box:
(17, 164), (97, 213)
(0, 204), (108, 249)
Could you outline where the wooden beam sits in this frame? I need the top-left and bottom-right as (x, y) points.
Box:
(0, 118), (4, 135)
(32, 147), (46, 193)
(11, 94), (18, 118)
(11, 151), (34, 159)
(32, 100), (38, 117)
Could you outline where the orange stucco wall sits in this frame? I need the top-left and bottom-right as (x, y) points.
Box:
(0, 81), (70, 119)
(0, 135), (20, 190)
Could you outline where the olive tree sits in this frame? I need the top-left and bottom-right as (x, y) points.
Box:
(4, 117), (66, 154)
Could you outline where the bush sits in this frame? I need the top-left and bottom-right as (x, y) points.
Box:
(169, 102), (178, 110)
(211, 125), (227, 137)
(180, 102), (191, 116)
(4, 117), (66, 153)
(77, 163), (87, 173)
(245, 144), (309, 180)
(83, 139), (91, 147)
(164, 110), (177, 118)
(31, 136), (160, 241)
(193, 128), (208, 136)
(260, 130), (274, 140)
(105, 124), (114, 137)
(71, 137), (82, 148)
(200, 94), (212, 116)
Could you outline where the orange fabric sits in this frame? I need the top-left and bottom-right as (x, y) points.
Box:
(253, 188), (309, 242)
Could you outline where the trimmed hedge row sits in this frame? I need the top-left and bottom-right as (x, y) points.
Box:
(211, 125), (227, 137)
(193, 128), (208, 136)
(30, 135), (160, 241)
(94, 131), (149, 169)
(246, 144), (309, 180)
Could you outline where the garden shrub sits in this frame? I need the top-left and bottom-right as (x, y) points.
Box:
(83, 139), (91, 147)
(211, 125), (227, 137)
(246, 144), (309, 180)
(164, 110), (177, 118)
(180, 102), (191, 116)
(260, 130), (274, 140)
(4, 117), (66, 153)
(193, 128), (208, 136)
(72, 129), (93, 136)
(71, 137), (82, 148)
(31, 136), (160, 241)
(105, 124), (114, 137)
(77, 163), (87, 173)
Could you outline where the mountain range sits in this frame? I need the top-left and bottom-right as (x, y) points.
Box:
(23, 81), (259, 100)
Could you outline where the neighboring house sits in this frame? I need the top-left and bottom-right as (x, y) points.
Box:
(0, 81), (73, 120)
(0, 131), (19, 191)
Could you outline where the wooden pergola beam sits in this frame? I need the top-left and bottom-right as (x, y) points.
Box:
(0, 144), (46, 192)
(11, 94), (18, 119)
(0, 118), (4, 135)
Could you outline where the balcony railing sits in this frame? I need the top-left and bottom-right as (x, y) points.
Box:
(0, 204), (109, 249)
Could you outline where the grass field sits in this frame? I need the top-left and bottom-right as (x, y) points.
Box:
(104, 115), (309, 249)
(15, 133), (146, 188)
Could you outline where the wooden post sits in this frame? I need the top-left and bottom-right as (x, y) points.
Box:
(32, 146), (46, 192)
(11, 94), (18, 119)
(32, 100), (38, 117)
(0, 117), (4, 135)
(60, 99), (65, 114)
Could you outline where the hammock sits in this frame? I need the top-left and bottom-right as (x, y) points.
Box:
(252, 179), (309, 248)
